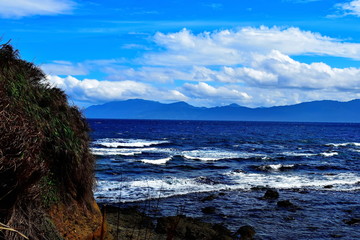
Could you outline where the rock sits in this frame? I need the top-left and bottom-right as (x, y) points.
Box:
(155, 215), (233, 239)
(236, 225), (256, 240)
(201, 194), (218, 202)
(251, 186), (268, 191)
(330, 234), (343, 238)
(202, 206), (216, 214)
(261, 189), (279, 200)
(324, 185), (334, 189)
(343, 218), (360, 225)
(277, 200), (297, 210)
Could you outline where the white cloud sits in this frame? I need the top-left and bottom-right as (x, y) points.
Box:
(336, 0), (360, 17)
(46, 75), (188, 103)
(105, 66), (222, 83)
(45, 27), (360, 108)
(143, 27), (360, 67)
(0, 0), (75, 18)
(182, 82), (251, 100)
(41, 61), (88, 75)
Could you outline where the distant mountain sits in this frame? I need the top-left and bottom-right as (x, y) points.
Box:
(84, 99), (360, 123)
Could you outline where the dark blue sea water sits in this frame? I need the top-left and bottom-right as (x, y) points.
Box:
(88, 119), (360, 239)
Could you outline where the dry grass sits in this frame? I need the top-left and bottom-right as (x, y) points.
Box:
(0, 42), (97, 239)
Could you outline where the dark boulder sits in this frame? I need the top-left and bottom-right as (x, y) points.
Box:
(202, 206), (216, 214)
(236, 225), (256, 240)
(343, 218), (360, 225)
(261, 189), (279, 200)
(155, 215), (233, 239)
(277, 200), (298, 211)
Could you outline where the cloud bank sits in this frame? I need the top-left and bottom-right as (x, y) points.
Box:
(45, 26), (360, 107)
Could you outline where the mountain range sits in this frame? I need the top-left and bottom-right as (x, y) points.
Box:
(84, 99), (360, 123)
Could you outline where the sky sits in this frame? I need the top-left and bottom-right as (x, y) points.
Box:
(2, 0), (360, 108)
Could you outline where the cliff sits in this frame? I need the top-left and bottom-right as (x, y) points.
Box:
(0, 43), (107, 239)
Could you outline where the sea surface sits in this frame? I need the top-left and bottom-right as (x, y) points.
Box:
(88, 119), (360, 239)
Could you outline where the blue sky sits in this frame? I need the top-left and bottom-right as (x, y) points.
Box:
(2, 0), (360, 108)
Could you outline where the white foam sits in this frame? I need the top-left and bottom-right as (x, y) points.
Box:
(91, 148), (142, 156)
(140, 157), (172, 165)
(282, 152), (317, 157)
(94, 138), (169, 148)
(95, 177), (229, 202)
(95, 171), (360, 203)
(183, 149), (263, 161)
(326, 142), (360, 147)
(320, 152), (339, 157)
(226, 171), (360, 191)
(258, 164), (295, 171)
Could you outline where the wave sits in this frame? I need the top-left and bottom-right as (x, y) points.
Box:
(183, 149), (263, 161)
(94, 138), (170, 148)
(226, 171), (360, 191)
(320, 152), (339, 157)
(140, 157), (172, 165)
(281, 152), (317, 157)
(254, 164), (295, 172)
(326, 142), (360, 147)
(91, 148), (142, 156)
(95, 172), (360, 203)
(95, 176), (228, 203)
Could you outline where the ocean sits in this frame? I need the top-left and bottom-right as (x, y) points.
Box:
(89, 119), (360, 239)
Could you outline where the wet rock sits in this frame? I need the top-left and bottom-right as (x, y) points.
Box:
(251, 186), (268, 191)
(155, 215), (233, 239)
(202, 206), (216, 214)
(324, 185), (334, 189)
(343, 218), (360, 225)
(236, 225), (256, 240)
(201, 194), (218, 202)
(213, 223), (232, 236)
(261, 189), (279, 200)
(330, 234), (343, 238)
(277, 200), (297, 210)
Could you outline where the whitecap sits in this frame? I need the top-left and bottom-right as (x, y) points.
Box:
(281, 152), (317, 157)
(257, 164), (295, 171)
(226, 171), (360, 191)
(320, 152), (339, 157)
(95, 172), (360, 203)
(326, 142), (360, 147)
(183, 149), (263, 161)
(95, 176), (228, 203)
(91, 148), (142, 156)
(140, 157), (172, 165)
(94, 138), (170, 148)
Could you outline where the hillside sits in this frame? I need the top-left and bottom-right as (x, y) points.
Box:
(85, 99), (360, 123)
(0, 43), (107, 239)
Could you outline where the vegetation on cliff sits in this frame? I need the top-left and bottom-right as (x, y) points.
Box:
(0, 42), (101, 239)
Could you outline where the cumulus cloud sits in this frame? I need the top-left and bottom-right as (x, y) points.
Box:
(45, 27), (360, 107)
(46, 75), (188, 103)
(143, 27), (360, 67)
(0, 0), (75, 18)
(336, 0), (360, 17)
(182, 82), (251, 100)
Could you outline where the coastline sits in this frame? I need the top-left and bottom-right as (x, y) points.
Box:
(100, 204), (237, 240)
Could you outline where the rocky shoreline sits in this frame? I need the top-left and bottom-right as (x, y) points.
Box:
(101, 204), (255, 240)
(98, 187), (360, 240)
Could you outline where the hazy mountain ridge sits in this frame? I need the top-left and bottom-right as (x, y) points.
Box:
(85, 99), (360, 122)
